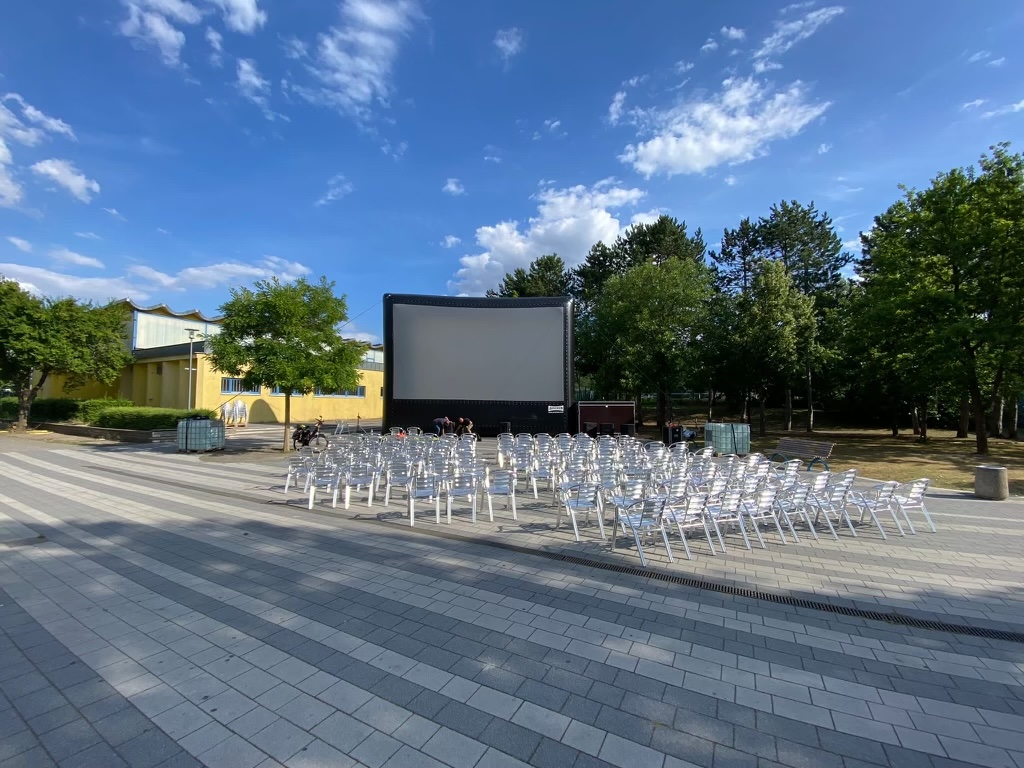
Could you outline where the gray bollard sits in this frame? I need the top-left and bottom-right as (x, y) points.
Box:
(975, 465), (1009, 500)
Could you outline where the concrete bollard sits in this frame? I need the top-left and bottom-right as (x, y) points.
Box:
(975, 465), (1009, 500)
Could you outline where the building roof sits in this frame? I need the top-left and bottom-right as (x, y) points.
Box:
(120, 299), (224, 323)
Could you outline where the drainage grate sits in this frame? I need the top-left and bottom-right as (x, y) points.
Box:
(90, 464), (1024, 645)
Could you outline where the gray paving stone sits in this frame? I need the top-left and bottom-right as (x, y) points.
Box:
(276, 692), (333, 730)
(422, 726), (489, 768)
(381, 745), (448, 768)
(310, 711), (375, 753)
(512, 700), (571, 741)
(938, 735), (1015, 768)
(468, 685), (523, 719)
(351, 731), (403, 768)
(152, 700), (213, 739)
(353, 696), (412, 733)
(198, 733), (268, 768)
(392, 714), (440, 749)
(283, 738), (356, 768)
(599, 732), (665, 768)
(249, 717), (314, 762)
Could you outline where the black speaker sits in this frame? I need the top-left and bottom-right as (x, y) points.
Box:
(620, 423), (636, 437)
(599, 422), (615, 436)
(500, 421), (512, 434)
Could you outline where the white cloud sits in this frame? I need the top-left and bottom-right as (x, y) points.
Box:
(781, 1), (816, 12)
(128, 255), (308, 292)
(441, 235), (461, 248)
(842, 237), (861, 251)
(120, 1), (192, 66)
(987, 57), (1006, 68)
(315, 173), (354, 206)
(295, 0), (422, 122)
(236, 58), (275, 119)
(75, 231), (102, 240)
(494, 28), (523, 64)
(380, 139), (408, 159)
(103, 207), (127, 220)
(721, 26), (746, 41)
(967, 50), (990, 63)
(30, 158), (100, 203)
(620, 76), (830, 178)
(754, 6), (845, 61)
(630, 208), (666, 226)
(483, 154), (501, 163)
(0, 139), (21, 208)
(208, 0), (266, 33)
(443, 177), (465, 196)
(622, 74), (648, 88)
(818, 142), (832, 154)
(282, 36), (308, 60)
(205, 27), (223, 66)
(51, 247), (104, 269)
(675, 60), (695, 74)
(340, 325), (380, 344)
(608, 91), (627, 125)
(724, 175), (737, 186)
(0, 255), (308, 303)
(982, 98), (1024, 118)
(753, 59), (783, 74)
(701, 38), (719, 53)
(961, 99), (986, 110)
(6, 236), (31, 252)
(2, 94), (75, 142)
(447, 178), (646, 295)
(157, 227), (170, 234)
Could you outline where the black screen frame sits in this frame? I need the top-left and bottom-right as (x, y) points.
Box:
(383, 294), (574, 436)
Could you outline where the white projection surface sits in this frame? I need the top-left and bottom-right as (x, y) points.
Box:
(391, 303), (565, 401)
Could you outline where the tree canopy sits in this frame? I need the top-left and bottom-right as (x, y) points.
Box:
(208, 276), (366, 450)
(486, 254), (570, 297)
(0, 278), (133, 429)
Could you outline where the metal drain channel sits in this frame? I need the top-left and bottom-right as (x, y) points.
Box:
(88, 464), (1024, 645)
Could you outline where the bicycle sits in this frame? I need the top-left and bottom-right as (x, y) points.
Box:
(292, 416), (330, 451)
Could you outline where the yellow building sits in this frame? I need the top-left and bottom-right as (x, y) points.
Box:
(39, 301), (383, 424)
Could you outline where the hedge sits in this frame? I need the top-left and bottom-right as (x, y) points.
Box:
(0, 397), (135, 423)
(94, 407), (216, 431)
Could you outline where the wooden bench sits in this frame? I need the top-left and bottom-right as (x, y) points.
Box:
(769, 437), (834, 471)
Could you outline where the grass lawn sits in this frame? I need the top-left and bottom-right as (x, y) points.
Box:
(749, 428), (1024, 495)
(639, 404), (1024, 495)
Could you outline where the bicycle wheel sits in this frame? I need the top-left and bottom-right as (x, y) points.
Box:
(311, 434), (329, 450)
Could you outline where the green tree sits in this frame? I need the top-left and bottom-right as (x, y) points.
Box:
(758, 200), (848, 431)
(710, 217), (761, 293)
(585, 258), (713, 427)
(487, 254), (570, 297)
(208, 276), (366, 451)
(0, 278), (133, 430)
(859, 144), (1024, 454)
(739, 261), (816, 436)
(617, 215), (706, 266)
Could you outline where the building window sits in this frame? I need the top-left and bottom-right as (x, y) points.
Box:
(221, 378), (260, 394)
(315, 386), (366, 398)
(271, 386), (303, 396)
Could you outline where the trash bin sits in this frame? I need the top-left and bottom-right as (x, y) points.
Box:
(177, 417), (225, 453)
(975, 465), (1009, 500)
(663, 425), (684, 444)
(499, 421), (512, 435)
(620, 423), (636, 437)
(705, 422), (750, 455)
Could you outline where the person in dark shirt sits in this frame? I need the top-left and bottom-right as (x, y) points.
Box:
(432, 416), (451, 435)
(455, 417), (474, 436)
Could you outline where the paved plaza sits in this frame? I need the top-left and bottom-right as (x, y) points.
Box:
(1, 436), (1023, 768)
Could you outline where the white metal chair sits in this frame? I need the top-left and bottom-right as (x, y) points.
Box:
(307, 466), (342, 510)
(740, 487), (783, 548)
(893, 479), (934, 533)
(284, 457), (313, 494)
(847, 481), (905, 539)
(705, 489), (748, 550)
(665, 493), (717, 558)
(617, 498), (674, 567)
(556, 482), (605, 542)
(774, 485), (817, 541)
(382, 462), (415, 505)
(342, 463), (379, 509)
(445, 475), (479, 523)
(483, 469), (517, 521)
(408, 475), (441, 526)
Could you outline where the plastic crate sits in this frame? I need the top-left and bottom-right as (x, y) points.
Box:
(177, 418), (225, 452)
(704, 422), (750, 455)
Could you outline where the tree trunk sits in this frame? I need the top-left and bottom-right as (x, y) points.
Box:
(992, 396), (1005, 439)
(1008, 397), (1019, 440)
(656, 388), (667, 429)
(957, 394), (970, 438)
(784, 387), (793, 431)
(804, 365), (814, 432)
(911, 408), (920, 436)
(283, 392), (292, 452)
(971, 390), (989, 455)
(758, 394), (767, 437)
(740, 393), (748, 423)
(707, 390), (714, 421)
(635, 392), (643, 426)
(890, 403), (899, 437)
(918, 402), (928, 442)
(15, 370), (48, 431)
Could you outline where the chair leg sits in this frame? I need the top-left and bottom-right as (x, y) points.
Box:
(887, 505), (906, 536)
(331, 485), (340, 509)
(919, 503), (937, 533)
(532, 478), (538, 499)
(446, 496), (452, 525)
(384, 484), (391, 505)
(471, 493), (477, 523)
(781, 511), (799, 543)
(840, 507), (857, 536)
(660, 527), (675, 563)
(434, 496), (440, 525)
(284, 474), (292, 493)
(569, 512), (582, 542)
(711, 517), (727, 551)
(770, 513), (788, 544)
(510, 494), (517, 521)
(816, 506), (838, 539)
(308, 485), (316, 510)
(863, 505), (887, 540)
(344, 485), (351, 510)
(408, 497), (415, 527)
(736, 516), (753, 550)
(487, 495), (494, 522)
(630, 529), (647, 567)
(701, 519), (717, 555)
(749, 515), (767, 549)
(897, 504), (917, 535)
(594, 506), (605, 540)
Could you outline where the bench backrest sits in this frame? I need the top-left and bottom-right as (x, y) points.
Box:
(774, 437), (833, 459)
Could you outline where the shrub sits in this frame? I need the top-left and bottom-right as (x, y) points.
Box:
(27, 398), (80, 422)
(94, 407), (217, 431)
(77, 398), (135, 424)
(0, 396), (15, 420)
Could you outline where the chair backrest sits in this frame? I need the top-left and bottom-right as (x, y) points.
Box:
(809, 471), (832, 492)
(488, 469), (515, 492)
(900, 478), (929, 502)
(625, 497), (665, 526)
(412, 475), (439, 493)
(449, 475), (477, 494)
(874, 481), (900, 501)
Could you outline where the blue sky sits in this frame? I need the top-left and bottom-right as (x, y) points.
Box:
(1, 0), (1023, 342)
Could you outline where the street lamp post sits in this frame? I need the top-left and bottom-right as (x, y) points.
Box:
(185, 328), (200, 410)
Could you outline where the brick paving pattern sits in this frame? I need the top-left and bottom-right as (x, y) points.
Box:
(0, 439), (1022, 768)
